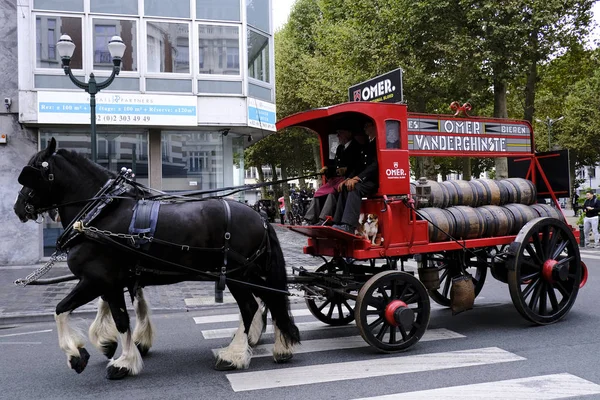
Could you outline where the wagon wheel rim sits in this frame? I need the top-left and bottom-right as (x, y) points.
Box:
(355, 271), (430, 352)
(305, 263), (356, 326)
(425, 251), (487, 307)
(507, 217), (581, 325)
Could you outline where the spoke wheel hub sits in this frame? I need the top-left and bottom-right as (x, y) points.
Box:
(542, 259), (568, 283)
(384, 300), (413, 327)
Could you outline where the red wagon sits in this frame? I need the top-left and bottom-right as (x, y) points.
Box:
(277, 101), (586, 353)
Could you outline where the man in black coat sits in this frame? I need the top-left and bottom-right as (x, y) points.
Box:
(303, 128), (362, 225)
(332, 121), (379, 233)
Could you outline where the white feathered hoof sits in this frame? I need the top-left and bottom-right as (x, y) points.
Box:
(214, 357), (239, 371)
(69, 348), (90, 374)
(106, 365), (130, 380)
(273, 352), (293, 364)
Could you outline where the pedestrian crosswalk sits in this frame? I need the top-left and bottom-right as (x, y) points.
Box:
(193, 304), (600, 398)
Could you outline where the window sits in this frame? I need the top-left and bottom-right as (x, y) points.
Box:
(146, 22), (190, 74)
(36, 16), (83, 69)
(246, 0), (269, 33)
(161, 131), (224, 191)
(196, 0), (240, 22)
(145, 0), (190, 18)
(385, 120), (400, 149)
(93, 19), (138, 72)
(198, 24), (240, 75)
(34, 0), (83, 12)
(247, 29), (269, 82)
(91, 0), (137, 15)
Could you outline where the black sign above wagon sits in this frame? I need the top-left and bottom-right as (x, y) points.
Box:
(407, 116), (532, 154)
(348, 68), (404, 104)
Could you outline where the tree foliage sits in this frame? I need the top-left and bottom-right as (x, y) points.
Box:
(249, 0), (597, 195)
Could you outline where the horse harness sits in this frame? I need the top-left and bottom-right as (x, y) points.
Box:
(57, 170), (272, 290)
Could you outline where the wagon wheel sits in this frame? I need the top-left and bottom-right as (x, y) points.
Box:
(355, 271), (430, 352)
(305, 263), (356, 326)
(507, 217), (581, 325)
(425, 250), (488, 307)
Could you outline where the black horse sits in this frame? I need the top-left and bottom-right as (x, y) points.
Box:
(13, 138), (300, 379)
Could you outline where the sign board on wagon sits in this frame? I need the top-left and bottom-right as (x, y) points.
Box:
(348, 68), (404, 104)
(407, 116), (532, 154)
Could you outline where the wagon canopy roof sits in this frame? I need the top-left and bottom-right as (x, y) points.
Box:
(276, 102), (396, 136)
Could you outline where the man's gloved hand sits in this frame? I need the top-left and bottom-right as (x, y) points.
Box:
(319, 166), (328, 174)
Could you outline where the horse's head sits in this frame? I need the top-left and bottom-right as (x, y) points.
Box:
(14, 138), (58, 222)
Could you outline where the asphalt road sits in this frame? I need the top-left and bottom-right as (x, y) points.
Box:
(1, 257), (600, 400)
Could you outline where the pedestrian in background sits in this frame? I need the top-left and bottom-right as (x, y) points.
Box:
(582, 190), (600, 248)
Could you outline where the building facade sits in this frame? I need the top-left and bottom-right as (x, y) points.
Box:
(0, 0), (276, 264)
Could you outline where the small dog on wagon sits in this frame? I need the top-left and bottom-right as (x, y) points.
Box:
(357, 213), (379, 244)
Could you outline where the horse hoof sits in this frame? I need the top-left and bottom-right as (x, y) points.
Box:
(101, 341), (118, 359)
(70, 348), (90, 374)
(136, 343), (150, 357)
(214, 358), (237, 371)
(274, 353), (293, 364)
(106, 365), (129, 380)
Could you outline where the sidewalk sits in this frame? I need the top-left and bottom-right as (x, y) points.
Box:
(0, 225), (323, 324)
(0, 214), (583, 324)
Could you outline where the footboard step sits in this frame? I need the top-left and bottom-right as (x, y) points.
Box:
(352, 373), (600, 400)
(227, 347), (524, 392)
(212, 328), (464, 358)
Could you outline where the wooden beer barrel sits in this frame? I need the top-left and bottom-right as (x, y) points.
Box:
(530, 203), (565, 221)
(415, 178), (449, 209)
(446, 206), (485, 239)
(441, 180), (477, 207)
(472, 178), (509, 205)
(477, 205), (514, 237)
(468, 180), (487, 207)
(417, 207), (454, 242)
(499, 178), (537, 205)
(502, 203), (538, 234)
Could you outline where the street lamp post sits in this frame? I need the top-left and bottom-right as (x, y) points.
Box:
(56, 34), (126, 163)
(535, 116), (564, 151)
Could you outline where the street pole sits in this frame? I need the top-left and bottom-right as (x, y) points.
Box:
(57, 34), (126, 163)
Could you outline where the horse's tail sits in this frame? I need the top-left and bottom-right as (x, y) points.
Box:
(261, 223), (300, 346)
(265, 222), (287, 290)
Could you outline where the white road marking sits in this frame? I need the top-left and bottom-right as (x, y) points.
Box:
(202, 321), (352, 339)
(194, 309), (314, 325)
(226, 347), (525, 392)
(212, 328), (464, 358)
(0, 329), (52, 338)
(353, 373), (600, 399)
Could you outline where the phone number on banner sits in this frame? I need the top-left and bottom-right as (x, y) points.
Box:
(97, 115), (152, 123)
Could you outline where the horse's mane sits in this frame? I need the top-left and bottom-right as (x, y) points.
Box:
(55, 148), (117, 180)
